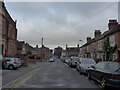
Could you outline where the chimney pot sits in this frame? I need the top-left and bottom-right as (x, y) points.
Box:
(36, 45), (38, 48)
(108, 19), (118, 30)
(94, 30), (101, 38)
(87, 37), (91, 43)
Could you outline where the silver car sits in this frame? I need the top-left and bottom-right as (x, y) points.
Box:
(4, 58), (20, 70)
(76, 58), (96, 74)
(69, 57), (79, 67)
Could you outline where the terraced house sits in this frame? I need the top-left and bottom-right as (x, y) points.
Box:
(80, 20), (120, 62)
(0, 2), (17, 57)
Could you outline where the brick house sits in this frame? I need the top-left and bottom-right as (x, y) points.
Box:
(0, 2), (17, 57)
(54, 46), (62, 58)
(80, 20), (120, 62)
(34, 45), (53, 59)
(66, 44), (80, 57)
(17, 41), (35, 59)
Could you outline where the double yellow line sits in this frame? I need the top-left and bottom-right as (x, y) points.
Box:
(3, 63), (49, 89)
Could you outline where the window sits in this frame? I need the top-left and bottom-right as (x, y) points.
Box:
(109, 35), (115, 46)
(95, 62), (104, 70)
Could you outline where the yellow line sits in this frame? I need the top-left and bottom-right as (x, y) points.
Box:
(4, 63), (50, 89)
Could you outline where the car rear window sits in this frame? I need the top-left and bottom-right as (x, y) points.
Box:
(81, 59), (96, 64)
(104, 62), (120, 72)
(71, 57), (79, 61)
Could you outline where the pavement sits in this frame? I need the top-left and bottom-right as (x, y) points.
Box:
(2, 59), (103, 89)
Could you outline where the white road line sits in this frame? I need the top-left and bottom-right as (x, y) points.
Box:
(99, 85), (102, 88)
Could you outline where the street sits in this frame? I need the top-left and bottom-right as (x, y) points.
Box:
(2, 60), (102, 89)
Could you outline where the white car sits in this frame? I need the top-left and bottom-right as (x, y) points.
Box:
(76, 58), (96, 74)
(49, 58), (55, 62)
(4, 58), (20, 70)
(14, 58), (22, 67)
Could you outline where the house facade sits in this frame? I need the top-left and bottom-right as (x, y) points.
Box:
(34, 45), (53, 59)
(17, 41), (35, 59)
(80, 20), (120, 62)
(0, 2), (17, 57)
(66, 44), (80, 57)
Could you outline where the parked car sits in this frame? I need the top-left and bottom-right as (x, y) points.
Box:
(87, 61), (120, 88)
(65, 59), (70, 64)
(76, 58), (96, 74)
(69, 57), (79, 67)
(49, 58), (55, 62)
(14, 58), (22, 67)
(4, 58), (20, 70)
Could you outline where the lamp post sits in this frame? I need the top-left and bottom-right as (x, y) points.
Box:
(41, 37), (44, 62)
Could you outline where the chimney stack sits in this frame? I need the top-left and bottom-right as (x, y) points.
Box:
(108, 20), (118, 30)
(77, 44), (79, 48)
(94, 30), (101, 38)
(36, 45), (38, 48)
(87, 37), (91, 43)
(66, 44), (67, 49)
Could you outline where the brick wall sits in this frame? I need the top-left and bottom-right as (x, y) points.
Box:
(1, 2), (17, 57)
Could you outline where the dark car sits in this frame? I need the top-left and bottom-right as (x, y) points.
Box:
(87, 61), (120, 88)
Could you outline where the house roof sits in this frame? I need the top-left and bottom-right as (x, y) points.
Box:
(35, 46), (51, 52)
(66, 47), (79, 52)
(81, 24), (120, 48)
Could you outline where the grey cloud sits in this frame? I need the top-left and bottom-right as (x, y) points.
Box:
(5, 2), (118, 49)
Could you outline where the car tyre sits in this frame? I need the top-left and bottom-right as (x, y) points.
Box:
(9, 65), (14, 70)
(101, 78), (107, 88)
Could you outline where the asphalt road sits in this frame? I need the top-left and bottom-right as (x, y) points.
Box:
(12, 59), (102, 89)
(2, 61), (48, 86)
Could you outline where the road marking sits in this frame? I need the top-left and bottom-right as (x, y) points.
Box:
(2, 63), (49, 89)
(99, 85), (102, 88)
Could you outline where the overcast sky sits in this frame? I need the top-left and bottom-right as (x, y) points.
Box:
(4, 1), (118, 49)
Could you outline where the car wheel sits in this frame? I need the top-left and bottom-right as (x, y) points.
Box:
(101, 78), (107, 88)
(9, 65), (14, 70)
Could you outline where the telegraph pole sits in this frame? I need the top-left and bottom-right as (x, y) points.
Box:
(41, 38), (44, 62)
(42, 38), (44, 47)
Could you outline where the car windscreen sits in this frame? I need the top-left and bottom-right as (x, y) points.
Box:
(71, 57), (79, 61)
(104, 62), (120, 72)
(81, 59), (96, 64)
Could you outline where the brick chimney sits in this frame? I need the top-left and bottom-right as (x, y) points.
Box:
(36, 45), (38, 48)
(94, 30), (101, 38)
(87, 37), (91, 43)
(66, 44), (68, 49)
(77, 44), (79, 48)
(108, 20), (118, 30)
